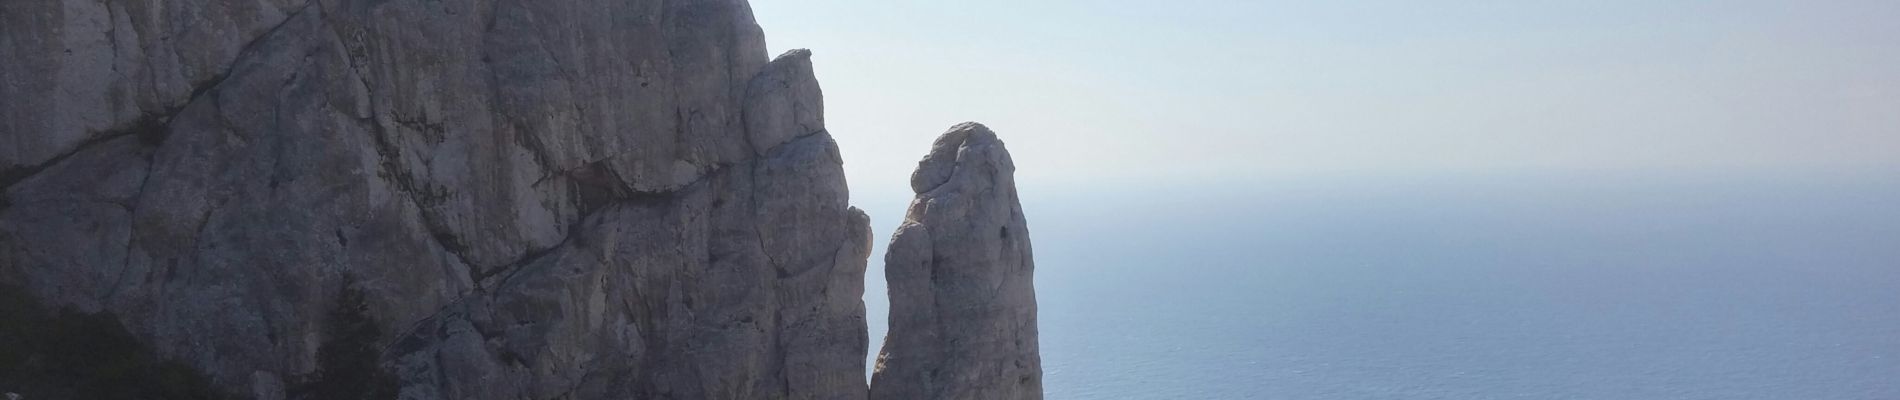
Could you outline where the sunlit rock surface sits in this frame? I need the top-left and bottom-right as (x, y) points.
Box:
(871, 122), (1043, 400)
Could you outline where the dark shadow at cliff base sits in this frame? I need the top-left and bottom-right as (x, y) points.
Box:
(289, 279), (398, 400)
(0, 284), (229, 400)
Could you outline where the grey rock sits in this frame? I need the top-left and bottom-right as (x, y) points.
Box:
(2, 0), (872, 398)
(1, 0), (301, 173)
(387, 134), (870, 399)
(744, 49), (825, 156)
(871, 122), (1043, 400)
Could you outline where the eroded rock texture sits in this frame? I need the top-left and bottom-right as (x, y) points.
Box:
(0, 0), (871, 398)
(870, 122), (1042, 400)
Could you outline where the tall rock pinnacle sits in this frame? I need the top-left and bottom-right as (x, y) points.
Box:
(871, 122), (1043, 400)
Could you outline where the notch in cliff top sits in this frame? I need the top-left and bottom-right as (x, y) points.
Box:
(873, 122), (1042, 400)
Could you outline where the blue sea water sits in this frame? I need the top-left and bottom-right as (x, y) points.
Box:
(861, 172), (1900, 399)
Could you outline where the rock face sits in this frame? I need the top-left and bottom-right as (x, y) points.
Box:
(870, 122), (1043, 400)
(1, 0), (875, 398)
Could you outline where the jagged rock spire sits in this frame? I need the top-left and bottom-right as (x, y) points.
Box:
(871, 122), (1043, 400)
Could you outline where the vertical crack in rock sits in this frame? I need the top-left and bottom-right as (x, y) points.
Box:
(871, 122), (1043, 400)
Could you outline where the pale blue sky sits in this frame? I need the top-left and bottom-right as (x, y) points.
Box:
(748, 3), (1900, 388)
(752, 0), (1899, 200)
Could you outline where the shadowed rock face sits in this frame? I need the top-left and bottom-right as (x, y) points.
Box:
(2, 1), (1044, 398)
(871, 122), (1043, 400)
(1, 0), (872, 398)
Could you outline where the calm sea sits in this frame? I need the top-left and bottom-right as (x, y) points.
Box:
(861, 172), (1900, 399)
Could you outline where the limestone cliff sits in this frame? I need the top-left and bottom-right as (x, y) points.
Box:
(1, 0), (872, 398)
(870, 123), (1043, 400)
(1, 0), (1042, 399)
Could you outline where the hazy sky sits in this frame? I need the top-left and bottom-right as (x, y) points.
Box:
(749, 4), (1900, 387)
(752, 0), (1900, 199)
